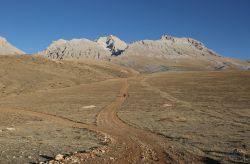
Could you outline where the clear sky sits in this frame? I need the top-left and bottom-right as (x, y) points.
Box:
(0, 0), (249, 59)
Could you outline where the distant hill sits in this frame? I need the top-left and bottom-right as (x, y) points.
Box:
(0, 36), (25, 55)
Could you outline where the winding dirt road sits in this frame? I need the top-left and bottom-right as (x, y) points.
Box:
(0, 78), (202, 163)
(95, 78), (168, 163)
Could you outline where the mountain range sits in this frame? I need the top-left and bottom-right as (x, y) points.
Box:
(1, 35), (249, 72)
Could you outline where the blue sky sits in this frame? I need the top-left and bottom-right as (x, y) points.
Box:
(0, 0), (249, 59)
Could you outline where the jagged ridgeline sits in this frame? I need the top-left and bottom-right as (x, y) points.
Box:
(1, 35), (249, 72)
(39, 35), (128, 60)
(39, 35), (221, 60)
(38, 34), (249, 72)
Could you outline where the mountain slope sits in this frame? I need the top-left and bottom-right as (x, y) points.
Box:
(112, 35), (250, 72)
(0, 37), (25, 55)
(40, 38), (111, 60)
(122, 35), (219, 58)
(40, 36), (128, 60)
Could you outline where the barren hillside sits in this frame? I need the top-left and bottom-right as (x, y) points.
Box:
(0, 37), (24, 55)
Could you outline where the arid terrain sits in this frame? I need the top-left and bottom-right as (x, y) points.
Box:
(119, 71), (250, 163)
(0, 55), (249, 164)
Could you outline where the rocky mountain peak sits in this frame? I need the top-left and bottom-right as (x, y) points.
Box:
(161, 35), (206, 51)
(49, 39), (67, 48)
(96, 35), (127, 56)
(160, 35), (175, 42)
(41, 38), (110, 60)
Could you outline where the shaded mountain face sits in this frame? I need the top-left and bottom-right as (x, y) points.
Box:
(0, 37), (25, 55)
(96, 35), (127, 56)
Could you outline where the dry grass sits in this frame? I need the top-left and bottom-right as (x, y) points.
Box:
(0, 113), (100, 164)
(0, 55), (131, 163)
(1, 55), (250, 163)
(119, 71), (250, 163)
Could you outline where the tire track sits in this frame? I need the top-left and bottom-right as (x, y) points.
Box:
(0, 78), (203, 163)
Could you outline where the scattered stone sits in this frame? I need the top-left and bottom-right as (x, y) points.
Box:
(110, 157), (114, 160)
(72, 159), (79, 163)
(90, 153), (95, 158)
(233, 148), (247, 156)
(163, 103), (172, 107)
(242, 144), (247, 149)
(55, 154), (64, 161)
(6, 127), (15, 131)
(82, 105), (96, 109)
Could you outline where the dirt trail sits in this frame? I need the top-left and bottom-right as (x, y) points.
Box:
(95, 78), (169, 163)
(81, 78), (201, 163)
(0, 78), (202, 163)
